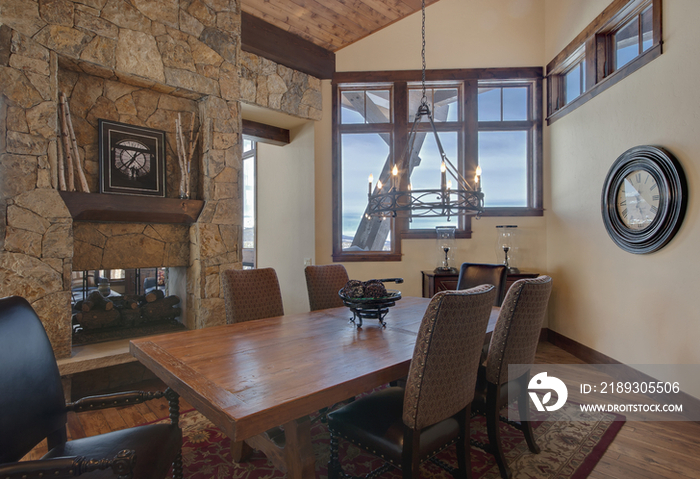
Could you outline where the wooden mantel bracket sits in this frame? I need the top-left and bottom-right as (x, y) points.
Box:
(59, 191), (205, 224)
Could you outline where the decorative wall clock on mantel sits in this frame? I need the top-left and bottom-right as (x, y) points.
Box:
(601, 145), (687, 254)
(99, 119), (166, 197)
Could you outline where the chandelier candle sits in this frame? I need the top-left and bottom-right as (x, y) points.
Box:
(441, 161), (447, 191)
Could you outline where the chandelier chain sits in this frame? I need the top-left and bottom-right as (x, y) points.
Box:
(421, 0), (427, 106)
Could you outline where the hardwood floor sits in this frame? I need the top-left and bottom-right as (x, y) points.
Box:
(23, 341), (700, 478)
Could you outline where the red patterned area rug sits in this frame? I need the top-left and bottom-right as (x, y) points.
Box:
(160, 404), (623, 479)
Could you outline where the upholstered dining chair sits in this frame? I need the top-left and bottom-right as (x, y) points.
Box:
(0, 296), (182, 479)
(221, 267), (284, 323)
(456, 262), (508, 307)
(327, 285), (498, 479)
(304, 264), (350, 311)
(471, 275), (553, 479)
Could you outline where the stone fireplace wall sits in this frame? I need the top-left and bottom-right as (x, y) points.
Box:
(0, 0), (243, 358)
(0, 0), (324, 361)
(57, 64), (202, 199)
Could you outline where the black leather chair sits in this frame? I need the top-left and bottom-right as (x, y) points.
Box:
(327, 285), (497, 479)
(456, 262), (508, 306)
(0, 296), (183, 479)
(472, 276), (553, 479)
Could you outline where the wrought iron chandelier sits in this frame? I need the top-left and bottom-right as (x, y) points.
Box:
(366, 0), (484, 220)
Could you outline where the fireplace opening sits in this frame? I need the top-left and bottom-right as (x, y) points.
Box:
(71, 267), (187, 346)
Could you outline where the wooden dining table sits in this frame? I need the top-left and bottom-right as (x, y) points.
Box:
(130, 296), (500, 479)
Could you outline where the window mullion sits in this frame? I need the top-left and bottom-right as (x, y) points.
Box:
(464, 79), (478, 188)
(394, 82), (410, 234)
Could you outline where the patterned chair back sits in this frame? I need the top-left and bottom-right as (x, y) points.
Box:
(402, 285), (496, 430)
(485, 276), (553, 386)
(456, 262), (508, 306)
(305, 264), (350, 311)
(222, 268), (284, 324)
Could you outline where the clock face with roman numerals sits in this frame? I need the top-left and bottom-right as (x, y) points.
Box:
(616, 169), (660, 231)
(98, 119), (165, 197)
(602, 146), (687, 254)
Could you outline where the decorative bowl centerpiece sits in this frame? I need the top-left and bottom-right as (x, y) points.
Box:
(339, 278), (403, 328)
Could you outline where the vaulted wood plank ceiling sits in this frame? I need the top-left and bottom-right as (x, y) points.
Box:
(240, 0), (442, 52)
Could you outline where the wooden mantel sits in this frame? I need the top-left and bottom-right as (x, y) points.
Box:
(59, 192), (205, 224)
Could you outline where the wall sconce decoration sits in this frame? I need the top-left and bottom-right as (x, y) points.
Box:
(496, 225), (519, 273)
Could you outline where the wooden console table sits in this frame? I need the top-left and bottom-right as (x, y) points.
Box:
(422, 270), (539, 298)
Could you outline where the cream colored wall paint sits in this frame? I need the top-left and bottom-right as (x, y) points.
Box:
(546, 0), (700, 395)
(337, 0), (545, 72)
(257, 122), (316, 314)
(543, 0), (609, 61)
(316, 1), (548, 302)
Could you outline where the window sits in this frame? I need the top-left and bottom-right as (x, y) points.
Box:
(477, 84), (534, 209)
(547, 0), (661, 123)
(615, 5), (654, 69)
(333, 69), (542, 262)
(242, 138), (256, 269)
(563, 56), (586, 105)
(406, 84), (462, 231)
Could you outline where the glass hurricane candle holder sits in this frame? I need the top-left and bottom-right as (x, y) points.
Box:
(496, 225), (519, 273)
(434, 226), (458, 273)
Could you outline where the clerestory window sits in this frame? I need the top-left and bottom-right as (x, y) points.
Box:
(547, 0), (661, 123)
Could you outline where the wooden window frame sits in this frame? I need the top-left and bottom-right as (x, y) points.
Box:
(547, 0), (662, 124)
(242, 137), (257, 269)
(332, 68), (543, 262)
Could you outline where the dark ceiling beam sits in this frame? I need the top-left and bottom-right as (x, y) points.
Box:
(241, 12), (335, 80)
(242, 119), (290, 146)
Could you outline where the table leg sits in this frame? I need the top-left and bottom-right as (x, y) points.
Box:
(242, 417), (317, 479)
(230, 440), (254, 462)
(283, 417), (316, 479)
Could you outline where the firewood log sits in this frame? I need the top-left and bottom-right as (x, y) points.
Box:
(111, 295), (138, 310)
(119, 308), (141, 327)
(82, 290), (114, 312)
(79, 308), (121, 330)
(140, 295), (181, 322)
(144, 289), (165, 303)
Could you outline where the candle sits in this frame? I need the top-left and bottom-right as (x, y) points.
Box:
(377, 179), (383, 190)
(392, 164), (398, 190)
(441, 161), (446, 191)
(446, 179), (451, 202)
(368, 173), (373, 196)
(475, 165), (482, 190)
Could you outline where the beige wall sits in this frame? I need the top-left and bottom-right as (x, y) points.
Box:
(258, 122), (316, 314)
(317, 0), (700, 397)
(545, 0), (700, 393)
(317, 0), (548, 298)
(338, 0), (545, 72)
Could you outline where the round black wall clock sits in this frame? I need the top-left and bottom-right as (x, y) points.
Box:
(601, 145), (687, 254)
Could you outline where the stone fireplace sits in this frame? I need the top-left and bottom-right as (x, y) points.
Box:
(0, 0), (245, 361)
(0, 0), (322, 368)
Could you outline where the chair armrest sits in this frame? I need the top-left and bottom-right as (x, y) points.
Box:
(67, 388), (180, 425)
(0, 450), (135, 479)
